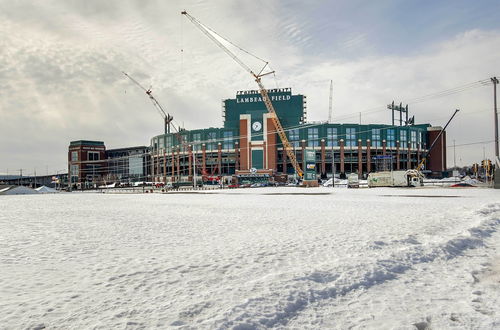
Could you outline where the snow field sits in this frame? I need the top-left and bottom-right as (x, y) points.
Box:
(0, 187), (499, 329)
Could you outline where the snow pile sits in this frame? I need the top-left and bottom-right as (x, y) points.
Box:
(0, 185), (38, 195)
(1, 188), (499, 329)
(35, 185), (58, 193)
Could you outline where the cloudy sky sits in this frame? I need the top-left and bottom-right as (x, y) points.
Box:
(1, 0), (499, 175)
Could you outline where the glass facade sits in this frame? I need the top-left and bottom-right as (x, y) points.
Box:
(346, 128), (356, 147)
(289, 128), (300, 148)
(371, 129), (381, 147)
(411, 130), (417, 149)
(326, 127), (338, 147)
(166, 135), (172, 152)
(387, 129), (395, 148)
(192, 133), (201, 151)
(307, 128), (319, 147)
(223, 131), (234, 150)
(206, 132), (217, 151)
(400, 130), (407, 147)
(159, 136), (165, 151)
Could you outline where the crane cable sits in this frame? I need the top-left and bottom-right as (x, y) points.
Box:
(185, 12), (268, 65)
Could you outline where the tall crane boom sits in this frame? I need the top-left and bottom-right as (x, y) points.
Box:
(182, 11), (303, 177)
(416, 109), (459, 171)
(123, 71), (174, 134)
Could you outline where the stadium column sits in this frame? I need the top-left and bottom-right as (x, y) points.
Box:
(320, 139), (326, 175)
(263, 140), (267, 170)
(340, 139), (345, 175)
(163, 150), (167, 183)
(188, 145), (193, 181)
(301, 140), (306, 173)
(407, 141), (411, 169)
(217, 143), (222, 175)
(176, 147), (180, 179)
(171, 148), (175, 182)
(235, 142), (239, 171)
(239, 116), (250, 171)
(282, 147), (287, 175)
(266, 117), (277, 171)
(366, 139), (371, 173)
(396, 141), (400, 170)
(382, 139), (386, 156)
(417, 142), (421, 163)
(358, 139), (362, 178)
(152, 151), (155, 183)
(202, 144), (206, 176)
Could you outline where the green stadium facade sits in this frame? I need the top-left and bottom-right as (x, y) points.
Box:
(148, 88), (446, 183)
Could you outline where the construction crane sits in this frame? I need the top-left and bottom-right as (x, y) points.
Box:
(122, 71), (174, 134)
(123, 71), (197, 182)
(416, 109), (459, 171)
(181, 11), (304, 178)
(328, 80), (333, 123)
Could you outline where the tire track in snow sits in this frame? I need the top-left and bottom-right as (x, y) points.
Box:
(217, 203), (500, 329)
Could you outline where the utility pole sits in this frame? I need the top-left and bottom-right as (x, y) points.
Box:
(391, 101), (394, 126)
(332, 145), (335, 187)
(453, 140), (456, 168)
(193, 148), (197, 189)
(399, 102), (403, 126)
(483, 146), (487, 184)
(491, 77), (499, 157)
(359, 112), (361, 125)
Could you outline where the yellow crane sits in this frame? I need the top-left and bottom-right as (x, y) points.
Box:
(182, 11), (304, 178)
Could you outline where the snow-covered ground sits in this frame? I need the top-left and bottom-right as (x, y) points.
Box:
(1, 187), (499, 329)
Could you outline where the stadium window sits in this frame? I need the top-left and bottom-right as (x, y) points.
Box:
(400, 130), (407, 146)
(372, 129), (381, 147)
(411, 130), (417, 149)
(207, 132), (217, 151)
(71, 151), (78, 161)
(288, 129), (300, 148)
(327, 127), (338, 147)
(192, 133), (201, 151)
(166, 135), (173, 152)
(387, 129), (395, 148)
(346, 128), (356, 147)
(307, 128), (319, 147)
(159, 137), (165, 151)
(223, 131), (233, 150)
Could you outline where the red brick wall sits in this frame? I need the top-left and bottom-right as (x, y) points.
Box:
(266, 118), (277, 170)
(240, 119), (249, 170)
(427, 130), (446, 172)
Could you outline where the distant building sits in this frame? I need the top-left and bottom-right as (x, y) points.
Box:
(68, 140), (106, 185)
(105, 146), (150, 182)
(68, 141), (150, 187)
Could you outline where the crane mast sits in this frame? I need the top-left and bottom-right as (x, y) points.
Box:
(182, 11), (303, 177)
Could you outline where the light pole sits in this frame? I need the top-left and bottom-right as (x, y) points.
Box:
(491, 77), (499, 157)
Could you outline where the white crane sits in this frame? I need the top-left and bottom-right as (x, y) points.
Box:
(181, 11), (304, 178)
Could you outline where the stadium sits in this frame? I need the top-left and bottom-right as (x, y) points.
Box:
(68, 87), (447, 187)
